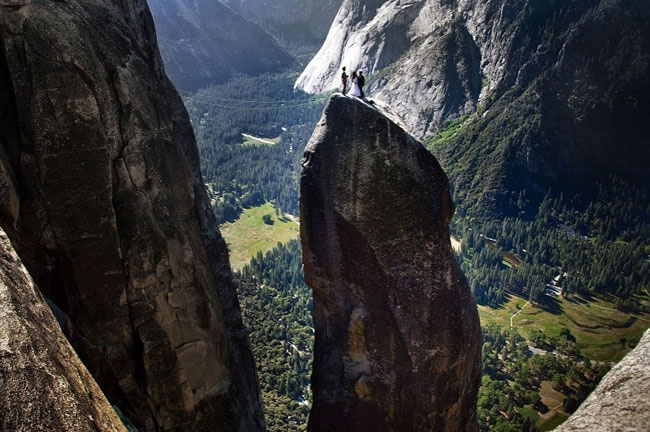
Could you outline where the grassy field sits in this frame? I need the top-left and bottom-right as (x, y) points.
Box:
(220, 202), (299, 270)
(241, 133), (281, 147)
(478, 293), (650, 362)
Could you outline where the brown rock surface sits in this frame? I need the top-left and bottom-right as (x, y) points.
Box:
(0, 0), (263, 430)
(553, 327), (650, 432)
(299, 94), (481, 432)
(0, 227), (126, 432)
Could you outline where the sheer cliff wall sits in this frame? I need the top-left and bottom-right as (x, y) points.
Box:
(0, 1), (264, 430)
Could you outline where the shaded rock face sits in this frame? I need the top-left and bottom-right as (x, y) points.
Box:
(0, 1), (263, 431)
(0, 227), (126, 432)
(553, 328), (650, 432)
(148, 0), (293, 91)
(299, 95), (481, 432)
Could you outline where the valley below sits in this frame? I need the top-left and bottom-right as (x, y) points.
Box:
(1, 1), (646, 431)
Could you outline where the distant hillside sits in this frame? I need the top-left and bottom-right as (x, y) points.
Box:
(219, 0), (343, 50)
(433, 0), (650, 217)
(149, 0), (293, 90)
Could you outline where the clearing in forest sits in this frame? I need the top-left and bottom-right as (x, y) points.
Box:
(220, 202), (299, 270)
(478, 292), (650, 362)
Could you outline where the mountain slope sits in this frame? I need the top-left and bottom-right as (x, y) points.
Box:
(297, 0), (650, 215)
(435, 0), (650, 216)
(149, 0), (293, 90)
(219, 0), (343, 48)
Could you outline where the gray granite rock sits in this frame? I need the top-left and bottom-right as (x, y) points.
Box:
(0, 1), (263, 430)
(0, 227), (126, 432)
(300, 95), (481, 432)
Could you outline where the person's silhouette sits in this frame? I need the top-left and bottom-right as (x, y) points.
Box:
(358, 70), (365, 98)
(341, 67), (349, 95)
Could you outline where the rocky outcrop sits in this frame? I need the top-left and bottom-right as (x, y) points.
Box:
(295, 0), (486, 137)
(148, 0), (293, 91)
(0, 227), (126, 432)
(553, 328), (650, 432)
(299, 94), (481, 432)
(0, 1), (263, 431)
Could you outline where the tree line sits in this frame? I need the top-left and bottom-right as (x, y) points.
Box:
(453, 176), (650, 309)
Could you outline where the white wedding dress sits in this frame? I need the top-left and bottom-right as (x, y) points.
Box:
(350, 77), (362, 97)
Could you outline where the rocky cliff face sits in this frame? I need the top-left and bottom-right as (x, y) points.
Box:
(0, 1), (263, 430)
(295, 0), (486, 137)
(297, 0), (650, 214)
(219, 0), (343, 47)
(553, 328), (650, 432)
(148, 0), (293, 91)
(0, 227), (126, 432)
(299, 95), (481, 431)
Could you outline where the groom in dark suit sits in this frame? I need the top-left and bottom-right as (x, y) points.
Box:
(341, 67), (349, 95)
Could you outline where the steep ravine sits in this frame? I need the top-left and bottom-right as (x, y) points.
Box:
(0, 0), (263, 430)
(300, 95), (482, 431)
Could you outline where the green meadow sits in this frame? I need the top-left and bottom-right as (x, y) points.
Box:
(220, 202), (299, 270)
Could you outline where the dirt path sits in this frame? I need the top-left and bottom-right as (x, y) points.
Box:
(510, 300), (530, 328)
(242, 133), (276, 145)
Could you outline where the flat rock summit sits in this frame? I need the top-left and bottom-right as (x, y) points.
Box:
(299, 94), (482, 432)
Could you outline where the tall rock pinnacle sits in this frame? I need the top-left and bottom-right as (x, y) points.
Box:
(299, 95), (482, 432)
(0, 0), (263, 430)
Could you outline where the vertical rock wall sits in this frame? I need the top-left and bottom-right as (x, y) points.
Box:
(0, 1), (263, 430)
(299, 95), (481, 432)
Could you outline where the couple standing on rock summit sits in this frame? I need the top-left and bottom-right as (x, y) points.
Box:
(341, 66), (365, 98)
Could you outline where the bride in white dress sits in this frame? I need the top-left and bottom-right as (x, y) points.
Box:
(350, 71), (362, 97)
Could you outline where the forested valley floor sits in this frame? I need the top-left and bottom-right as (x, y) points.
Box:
(186, 73), (650, 432)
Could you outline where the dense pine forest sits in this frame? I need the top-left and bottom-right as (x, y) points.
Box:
(235, 240), (312, 431)
(183, 73), (327, 222)
(428, 122), (650, 311)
